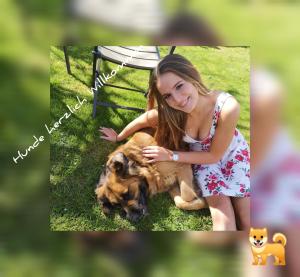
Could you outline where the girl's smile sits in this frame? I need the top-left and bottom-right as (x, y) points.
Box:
(157, 72), (199, 113)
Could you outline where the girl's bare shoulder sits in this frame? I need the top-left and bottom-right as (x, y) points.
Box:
(220, 95), (240, 120)
(146, 109), (158, 127)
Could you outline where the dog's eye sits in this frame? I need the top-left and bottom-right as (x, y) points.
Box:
(254, 236), (256, 239)
(122, 191), (131, 201)
(260, 236), (263, 239)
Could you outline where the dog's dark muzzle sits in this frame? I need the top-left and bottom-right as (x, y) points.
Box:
(125, 179), (149, 222)
(126, 206), (148, 222)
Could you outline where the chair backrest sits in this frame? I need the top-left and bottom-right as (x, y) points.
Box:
(98, 46), (161, 70)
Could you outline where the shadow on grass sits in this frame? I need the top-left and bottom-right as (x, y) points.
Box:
(50, 135), (118, 230)
(70, 72), (91, 87)
(50, 85), (90, 143)
(63, 46), (93, 65)
(51, 46), (92, 86)
(51, 47), (65, 63)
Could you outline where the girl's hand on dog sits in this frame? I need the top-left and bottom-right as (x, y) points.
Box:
(99, 127), (119, 142)
(142, 146), (173, 163)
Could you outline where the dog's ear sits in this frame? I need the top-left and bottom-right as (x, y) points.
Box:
(111, 152), (128, 177)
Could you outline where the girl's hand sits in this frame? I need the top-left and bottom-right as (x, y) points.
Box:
(99, 127), (119, 142)
(142, 146), (173, 163)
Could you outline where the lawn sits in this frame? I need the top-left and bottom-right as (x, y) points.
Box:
(50, 46), (249, 231)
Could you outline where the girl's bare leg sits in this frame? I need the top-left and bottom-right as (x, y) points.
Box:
(231, 197), (250, 231)
(206, 195), (237, 231)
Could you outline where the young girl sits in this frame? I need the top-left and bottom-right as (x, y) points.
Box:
(99, 54), (250, 231)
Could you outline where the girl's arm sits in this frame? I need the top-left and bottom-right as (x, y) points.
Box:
(99, 109), (158, 142)
(143, 97), (240, 164)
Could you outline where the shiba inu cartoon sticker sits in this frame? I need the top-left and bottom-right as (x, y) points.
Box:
(249, 228), (287, 266)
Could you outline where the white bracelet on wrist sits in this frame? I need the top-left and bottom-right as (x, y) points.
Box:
(172, 151), (179, 161)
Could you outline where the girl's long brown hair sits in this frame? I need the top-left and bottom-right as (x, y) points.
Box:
(147, 54), (210, 150)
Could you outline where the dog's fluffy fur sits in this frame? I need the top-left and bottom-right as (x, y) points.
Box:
(95, 131), (206, 222)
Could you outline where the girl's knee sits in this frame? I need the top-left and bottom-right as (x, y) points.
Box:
(206, 195), (232, 210)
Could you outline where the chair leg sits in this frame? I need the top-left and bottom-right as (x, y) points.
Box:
(92, 47), (101, 118)
(63, 46), (71, 74)
(92, 89), (98, 118)
(92, 46), (98, 87)
(169, 46), (176, 55)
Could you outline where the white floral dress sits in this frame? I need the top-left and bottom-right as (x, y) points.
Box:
(183, 92), (250, 197)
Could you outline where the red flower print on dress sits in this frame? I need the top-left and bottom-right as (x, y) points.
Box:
(202, 136), (211, 145)
(209, 174), (217, 181)
(215, 110), (221, 120)
(221, 168), (233, 178)
(241, 149), (249, 157)
(218, 180), (229, 189)
(239, 184), (250, 196)
(207, 181), (218, 191)
(235, 154), (244, 162)
(226, 161), (234, 169)
(213, 190), (219, 195)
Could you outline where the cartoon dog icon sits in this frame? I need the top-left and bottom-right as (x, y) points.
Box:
(249, 228), (286, 266)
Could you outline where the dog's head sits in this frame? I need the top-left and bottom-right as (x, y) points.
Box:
(249, 228), (268, 247)
(95, 152), (149, 222)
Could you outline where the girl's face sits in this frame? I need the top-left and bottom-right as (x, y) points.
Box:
(156, 72), (199, 113)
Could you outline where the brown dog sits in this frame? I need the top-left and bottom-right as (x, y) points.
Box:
(95, 131), (207, 222)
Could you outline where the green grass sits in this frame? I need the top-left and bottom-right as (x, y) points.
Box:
(50, 46), (249, 231)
